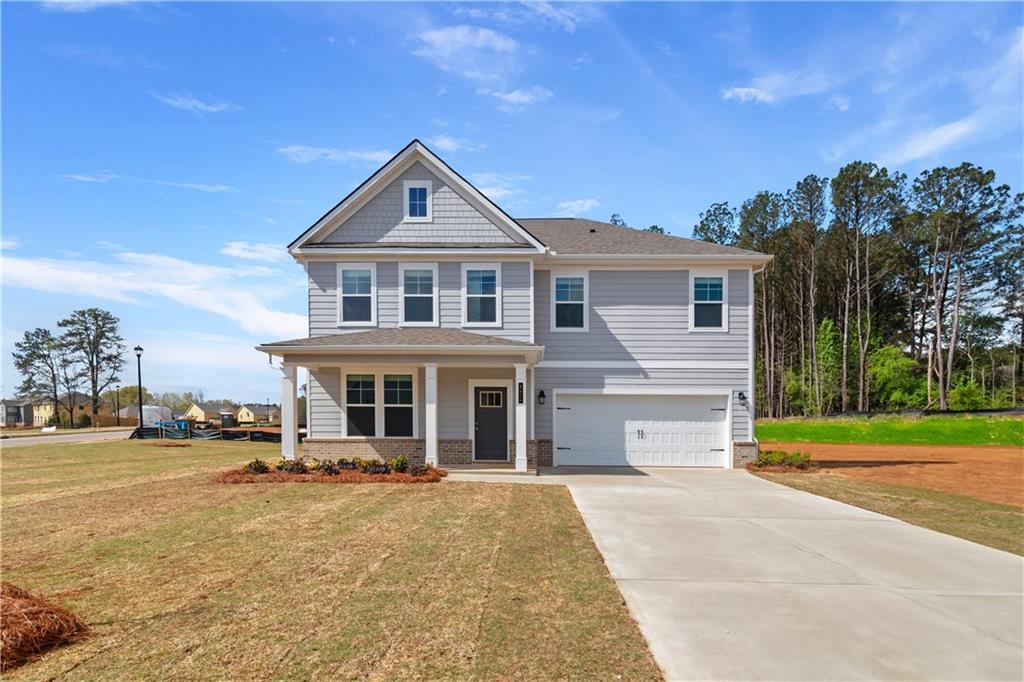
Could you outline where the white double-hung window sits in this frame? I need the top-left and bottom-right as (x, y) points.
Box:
(690, 270), (728, 331)
(462, 263), (501, 327)
(399, 263), (439, 326)
(551, 270), (588, 332)
(337, 263), (376, 326)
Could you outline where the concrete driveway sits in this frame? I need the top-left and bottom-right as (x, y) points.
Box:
(561, 468), (1023, 681)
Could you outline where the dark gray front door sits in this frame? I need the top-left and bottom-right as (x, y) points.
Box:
(473, 387), (508, 461)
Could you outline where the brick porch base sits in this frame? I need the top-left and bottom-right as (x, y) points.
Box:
(301, 437), (553, 468)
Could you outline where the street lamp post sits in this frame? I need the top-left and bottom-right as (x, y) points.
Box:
(134, 346), (144, 427)
(114, 386), (120, 426)
(266, 397), (271, 425)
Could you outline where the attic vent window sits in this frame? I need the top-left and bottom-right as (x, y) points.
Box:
(403, 180), (433, 222)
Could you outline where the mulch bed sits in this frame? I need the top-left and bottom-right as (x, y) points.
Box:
(1, 582), (89, 671)
(746, 464), (820, 473)
(214, 469), (448, 485)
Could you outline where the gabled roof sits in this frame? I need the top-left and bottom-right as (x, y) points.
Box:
(260, 328), (538, 349)
(242, 403), (279, 416)
(194, 401), (237, 415)
(289, 139), (546, 253)
(518, 218), (768, 258)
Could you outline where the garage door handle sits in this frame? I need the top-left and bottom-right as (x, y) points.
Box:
(556, 446), (572, 450)
(711, 448), (725, 451)
(710, 408), (726, 412)
(556, 407), (571, 410)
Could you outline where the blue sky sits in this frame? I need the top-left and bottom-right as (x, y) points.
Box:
(2, 1), (1022, 402)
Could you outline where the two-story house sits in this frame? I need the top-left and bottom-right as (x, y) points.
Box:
(258, 140), (771, 471)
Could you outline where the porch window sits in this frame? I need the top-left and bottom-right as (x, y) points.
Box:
(463, 263), (501, 326)
(338, 264), (375, 325)
(400, 263), (438, 325)
(690, 271), (728, 331)
(345, 374), (375, 437)
(383, 374), (414, 437)
(552, 270), (588, 331)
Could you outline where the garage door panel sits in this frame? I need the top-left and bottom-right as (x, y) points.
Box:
(555, 394), (728, 467)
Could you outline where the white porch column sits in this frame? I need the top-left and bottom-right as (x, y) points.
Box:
(280, 362), (298, 460)
(514, 363), (528, 472)
(424, 363), (438, 466)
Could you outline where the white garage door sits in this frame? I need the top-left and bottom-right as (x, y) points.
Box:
(554, 393), (729, 467)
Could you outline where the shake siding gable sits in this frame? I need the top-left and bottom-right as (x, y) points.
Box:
(318, 162), (522, 245)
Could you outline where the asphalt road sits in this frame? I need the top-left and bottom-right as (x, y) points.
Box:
(1, 429), (133, 448)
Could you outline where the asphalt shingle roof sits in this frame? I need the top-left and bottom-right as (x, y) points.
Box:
(516, 218), (765, 256)
(261, 328), (539, 348)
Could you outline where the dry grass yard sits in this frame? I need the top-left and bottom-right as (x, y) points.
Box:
(1, 440), (661, 680)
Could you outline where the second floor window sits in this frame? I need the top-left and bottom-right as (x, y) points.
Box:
(692, 273), (727, 331)
(338, 264), (375, 325)
(552, 271), (588, 331)
(401, 263), (438, 325)
(463, 264), (500, 326)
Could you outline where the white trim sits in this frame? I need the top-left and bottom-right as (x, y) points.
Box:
(289, 141), (546, 252)
(550, 269), (589, 333)
(748, 266), (756, 439)
(551, 387), (732, 468)
(296, 248), (539, 258)
(424, 363), (438, 466)
(402, 179), (433, 223)
(528, 260), (535, 344)
(340, 368), (418, 439)
(514, 363), (528, 472)
(541, 254), (773, 264)
(336, 262), (377, 327)
(398, 262), (439, 327)
(468, 379), (514, 461)
(536, 360), (748, 369)
(689, 268), (729, 332)
(460, 262), (502, 328)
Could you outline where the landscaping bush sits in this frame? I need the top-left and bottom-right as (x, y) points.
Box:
(0, 582), (89, 671)
(407, 464), (427, 477)
(366, 462), (391, 475)
(275, 459), (308, 474)
(751, 449), (817, 470)
(243, 459), (270, 475)
(76, 414), (92, 428)
(317, 459), (341, 476)
(337, 458), (358, 470)
(387, 455), (410, 473)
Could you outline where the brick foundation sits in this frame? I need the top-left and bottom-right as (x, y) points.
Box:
(302, 437), (553, 469)
(732, 441), (758, 468)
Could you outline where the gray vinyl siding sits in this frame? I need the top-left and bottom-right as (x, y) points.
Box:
(319, 162), (521, 245)
(437, 367), (515, 439)
(308, 260), (532, 342)
(535, 269), (750, 362)
(533, 367), (752, 443)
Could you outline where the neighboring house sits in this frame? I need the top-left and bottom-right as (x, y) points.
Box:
(1, 400), (34, 427)
(28, 393), (113, 426)
(258, 140), (771, 470)
(237, 403), (280, 424)
(183, 402), (237, 422)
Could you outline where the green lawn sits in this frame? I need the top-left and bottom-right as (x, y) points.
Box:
(1, 440), (661, 680)
(755, 472), (1024, 555)
(756, 413), (1024, 446)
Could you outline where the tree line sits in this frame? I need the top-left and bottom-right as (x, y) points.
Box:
(13, 308), (126, 426)
(689, 161), (1022, 416)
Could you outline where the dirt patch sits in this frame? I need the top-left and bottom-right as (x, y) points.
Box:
(214, 469), (448, 484)
(0, 582), (89, 671)
(760, 441), (1024, 507)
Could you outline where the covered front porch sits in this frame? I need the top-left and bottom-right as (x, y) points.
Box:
(258, 329), (545, 472)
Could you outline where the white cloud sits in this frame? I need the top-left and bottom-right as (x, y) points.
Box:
(220, 241), (287, 263)
(556, 198), (599, 216)
(413, 25), (518, 86)
(40, 0), (133, 13)
(3, 249), (304, 338)
(722, 70), (833, 104)
(1, 237), (21, 250)
(828, 94), (851, 112)
(469, 172), (531, 199)
(62, 171), (117, 183)
(276, 145), (392, 165)
(480, 85), (553, 109)
(151, 92), (235, 115)
(427, 134), (480, 153)
(452, 2), (593, 33)
(878, 111), (988, 166)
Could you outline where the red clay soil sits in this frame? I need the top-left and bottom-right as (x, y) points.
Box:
(761, 441), (1024, 507)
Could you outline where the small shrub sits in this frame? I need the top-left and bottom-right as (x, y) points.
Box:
(76, 414), (92, 428)
(753, 449), (815, 470)
(408, 464), (427, 477)
(275, 458), (308, 474)
(354, 458), (374, 473)
(387, 455), (410, 473)
(318, 460), (341, 476)
(243, 459), (270, 475)
(367, 462), (391, 475)
(46, 415), (61, 427)
(337, 458), (358, 470)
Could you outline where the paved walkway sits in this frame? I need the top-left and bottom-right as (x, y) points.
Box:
(564, 468), (1023, 681)
(0, 429), (132, 448)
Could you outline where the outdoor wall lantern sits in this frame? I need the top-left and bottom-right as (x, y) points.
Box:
(737, 391), (749, 407)
(537, 390), (546, 405)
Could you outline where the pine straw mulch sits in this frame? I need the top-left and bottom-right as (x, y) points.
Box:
(1, 582), (89, 672)
(746, 463), (821, 473)
(144, 441), (192, 448)
(213, 468), (448, 485)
